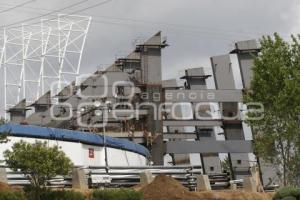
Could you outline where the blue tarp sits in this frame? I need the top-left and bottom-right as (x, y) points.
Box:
(0, 124), (149, 157)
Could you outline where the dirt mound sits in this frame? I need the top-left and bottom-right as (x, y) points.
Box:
(0, 182), (12, 191)
(140, 175), (202, 200)
(140, 175), (271, 200)
(196, 191), (271, 200)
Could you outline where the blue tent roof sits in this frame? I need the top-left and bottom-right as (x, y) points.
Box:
(0, 124), (149, 157)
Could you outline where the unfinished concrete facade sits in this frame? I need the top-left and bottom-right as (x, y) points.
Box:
(7, 33), (277, 186)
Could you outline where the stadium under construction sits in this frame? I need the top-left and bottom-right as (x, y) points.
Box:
(0, 14), (279, 188)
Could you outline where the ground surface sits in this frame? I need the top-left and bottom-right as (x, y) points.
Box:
(0, 176), (273, 200)
(138, 175), (272, 200)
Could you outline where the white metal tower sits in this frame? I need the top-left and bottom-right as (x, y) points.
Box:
(0, 14), (91, 119)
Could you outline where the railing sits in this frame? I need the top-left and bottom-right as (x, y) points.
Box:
(0, 165), (231, 190)
(86, 165), (202, 190)
(1, 167), (72, 188)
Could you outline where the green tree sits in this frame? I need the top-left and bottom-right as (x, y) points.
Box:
(0, 118), (5, 125)
(244, 33), (300, 186)
(0, 118), (9, 143)
(4, 141), (73, 200)
(221, 156), (233, 179)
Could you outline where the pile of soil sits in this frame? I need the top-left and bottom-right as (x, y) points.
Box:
(140, 175), (201, 200)
(196, 191), (271, 200)
(140, 175), (271, 200)
(0, 182), (12, 191)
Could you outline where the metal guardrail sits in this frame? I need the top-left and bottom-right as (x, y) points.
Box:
(2, 168), (72, 188)
(86, 165), (201, 190)
(85, 165), (231, 190)
(0, 165), (231, 190)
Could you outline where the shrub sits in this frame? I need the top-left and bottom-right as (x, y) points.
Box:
(40, 190), (85, 200)
(4, 141), (73, 200)
(91, 189), (142, 200)
(24, 187), (85, 200)
(281, 197), (297, 200)
(273, 187), (300, 200)
(0, 191), (26, 200)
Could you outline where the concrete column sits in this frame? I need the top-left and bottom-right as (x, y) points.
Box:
(0, 168), (8, 184)
(230, 183), (237, 190)
(72, 167), (88, 190)
(243, 176), (257, 192)
(140, 170), (154, 185)
(196, 175), (211, 191)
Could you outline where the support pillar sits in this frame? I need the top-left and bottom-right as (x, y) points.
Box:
(72, 167), (88, 190)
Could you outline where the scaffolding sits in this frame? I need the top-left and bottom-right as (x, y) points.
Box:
(0, 14), (91, 119)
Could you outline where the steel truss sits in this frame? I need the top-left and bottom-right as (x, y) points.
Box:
(0, 14), (91, 119)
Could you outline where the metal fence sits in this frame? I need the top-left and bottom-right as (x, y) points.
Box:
(0, 165), (231, 190)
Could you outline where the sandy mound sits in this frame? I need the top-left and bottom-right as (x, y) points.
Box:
(140, 175), (271, 200)
(0, 182), (12, 191)
(196, 191), (271, 200)
(141, 175), (200, 200)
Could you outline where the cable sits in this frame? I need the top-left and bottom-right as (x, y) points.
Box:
(2, 3), (265, 37)
(90, 19), (249, 42)
(0, 0), (91, 28)
(0, 1), (271, 39)
(1, 0), (114, 29)
(90, 15), (265, 37)
(68, 0), (113, 15)
(0, 0), (35, 14)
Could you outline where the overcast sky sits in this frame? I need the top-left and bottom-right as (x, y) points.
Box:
(1, 0), (300, 80)
(0, 0), (300, 117)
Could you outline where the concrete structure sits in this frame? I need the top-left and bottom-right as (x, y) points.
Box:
(5, 33), (278, 186)
(196, 175), (211, 191)
(243, 176), (257, 192)
(7, 99), (29, 124)
(72, 167), (89, 190)
(139, 170), (154, 185)
(0, 168), (8, 184)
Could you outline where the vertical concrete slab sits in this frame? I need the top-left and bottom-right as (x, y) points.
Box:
(196, 175), (211, 191)
(211, 55), (235, 90)
(185, 67), (221, 174)
(140, 170), (154, 185)
(0, 168), (8, 184)
(72, 167), (88, 190)
(243, 176), (257, 192)
(162, 79), (189, 165)
(211, 54), (251, 179)
(231, 39), (260, 89)
(151, 134), (165, 165)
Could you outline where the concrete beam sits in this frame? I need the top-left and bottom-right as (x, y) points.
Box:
(164, 89), (243, 102)
(163, 133), (197, 140)
(163, 120), (222, 127)
(166, 140), (253, 154)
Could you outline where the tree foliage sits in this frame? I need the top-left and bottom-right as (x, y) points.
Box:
(244, 33), (300, 186)
(4, 141), (73, 199)
(0, 118), (9, 143)
(220, 156), (233, 179)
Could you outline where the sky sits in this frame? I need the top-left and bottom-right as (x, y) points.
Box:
(0, 0), (300, 116)
(1, 0), (300, 80)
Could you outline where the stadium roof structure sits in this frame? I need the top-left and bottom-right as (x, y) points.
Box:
(0, 124), (150, 157)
